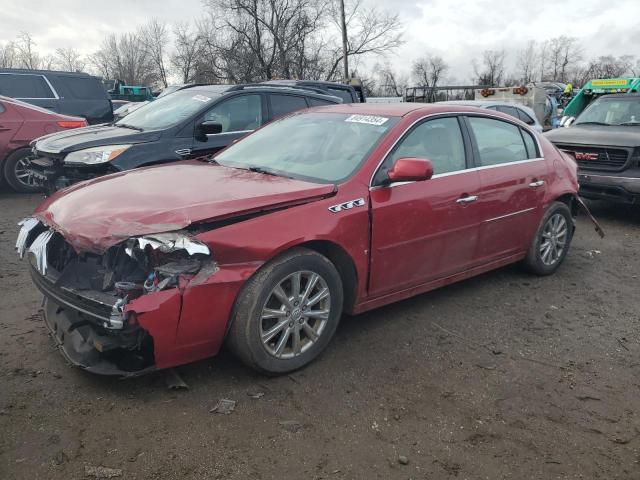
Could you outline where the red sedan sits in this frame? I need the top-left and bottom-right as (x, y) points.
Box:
(0, 96), (86, 192)
(17, 103), (597, 376)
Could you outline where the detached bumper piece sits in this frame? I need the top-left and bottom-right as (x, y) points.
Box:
(42, 295), (155, 377)
(28, 155), (117, 194)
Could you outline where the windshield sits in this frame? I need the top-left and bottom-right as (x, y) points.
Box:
(215, 112), (398, 183)
(116, 90), (221, 130)
(575, 97), (640, 126)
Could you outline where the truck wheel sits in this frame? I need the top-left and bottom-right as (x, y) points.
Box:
(3, 148), (41, 193)
(227, 248), (343, 374)
(524, 201), (574, 276)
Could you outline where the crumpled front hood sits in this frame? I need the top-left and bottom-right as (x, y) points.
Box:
(34, 161), (336, 253)
(544, 124), (640, 148)
(34, 124), (160, 154)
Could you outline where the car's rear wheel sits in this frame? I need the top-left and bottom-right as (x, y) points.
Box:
(227, 248), (343, 374)
(3, 148), (41, 193)
(524, 201), (574, 275)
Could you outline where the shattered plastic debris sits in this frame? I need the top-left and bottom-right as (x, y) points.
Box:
(84, 465), (123, 478)
(165, 369), (189, 390)
(279, 420), (303, 432)
(584, 249), (602, 258)
(130, 232), (210, 257)
(210, 399), (236, 414)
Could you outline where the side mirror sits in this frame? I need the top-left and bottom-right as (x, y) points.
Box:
(387, 157), (434, 183)
(197, 121), (223, 140)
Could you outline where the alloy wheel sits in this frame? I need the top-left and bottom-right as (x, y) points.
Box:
(14, 156), (38, 188)
(260, 271), (331, 359)
(539, 213), (568, 266)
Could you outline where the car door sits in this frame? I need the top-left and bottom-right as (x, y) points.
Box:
(191, 93), (265, 157)
(0, 73), (59, 112)
(369, 115), (483, 297)
(464, 115), (547, 262)
(0, 102), (23, 158)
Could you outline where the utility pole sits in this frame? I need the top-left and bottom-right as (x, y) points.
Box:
(339, 0), (349, 81)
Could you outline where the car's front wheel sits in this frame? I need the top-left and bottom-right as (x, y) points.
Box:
(227, 248), (343, 374)
(524, 201), (574, 275)
(3, 148), (41, 193)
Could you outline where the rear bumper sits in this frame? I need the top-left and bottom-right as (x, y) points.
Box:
(578, 172), (640, 203)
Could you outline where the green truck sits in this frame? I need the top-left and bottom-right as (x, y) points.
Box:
(561, 77), (640, 125)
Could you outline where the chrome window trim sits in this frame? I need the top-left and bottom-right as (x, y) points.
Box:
(368, 110), (544, 189)
(206, 129), (253, 137)
(372, 157), (545, 190)
(484, 207), (536, 223)
(0, 72), (60, 100)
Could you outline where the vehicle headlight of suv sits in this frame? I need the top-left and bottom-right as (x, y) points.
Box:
(64, 144), (132, 165)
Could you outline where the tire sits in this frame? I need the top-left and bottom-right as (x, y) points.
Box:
(227, 248), (344, 374)
(523, 201), (574, 275)
(3, 148), (41, 193)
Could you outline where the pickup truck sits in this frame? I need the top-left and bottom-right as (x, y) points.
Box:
(545, 93), (640, 204)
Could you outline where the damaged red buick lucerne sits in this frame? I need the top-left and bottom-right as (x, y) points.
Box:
(16, 103), (602, 376)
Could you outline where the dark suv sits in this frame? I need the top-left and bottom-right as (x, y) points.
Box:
(262, 80), (364, 103)
(545, 94), (640, 204)
(0, 69), (113, 125)
(28, 84), (341, 192)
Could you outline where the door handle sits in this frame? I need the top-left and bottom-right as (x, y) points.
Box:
(529, 180), (545, 188)
(456, 195), (478, 204)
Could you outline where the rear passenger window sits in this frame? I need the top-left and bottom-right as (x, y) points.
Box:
(496, 105), (520, 120)
(517, 109), (535, 125)
(521, 129), (539, 158)
(468, 117), (528, 166)
(269, 94), (308, 119)
(308, 98), (334, 107)
(327, 87), (353, 103)
(380, 117), (466, 180)
(0, 74), (55, 99)
(60, 76), (105, 99)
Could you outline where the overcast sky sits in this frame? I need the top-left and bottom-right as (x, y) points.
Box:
(1, 0), (639, 83)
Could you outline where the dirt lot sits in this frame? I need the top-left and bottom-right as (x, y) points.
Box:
(1, 190), (639, 480)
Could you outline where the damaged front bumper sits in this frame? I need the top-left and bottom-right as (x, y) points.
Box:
(28, 154), (118, 193)
(17, 218), (228, 376)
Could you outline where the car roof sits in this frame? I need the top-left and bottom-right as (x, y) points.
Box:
(312, 102), (492, 117)
(0, 68), (94, 77)
(266, 79), (352, 88)
(182, 84), (341, 101)
(439, 100), (522, 107)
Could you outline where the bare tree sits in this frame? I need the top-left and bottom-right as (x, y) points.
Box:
(15, 32), (41, 69)
(517, 40), (537, 84)
(0, 41), (17, 68)
(411, 55), (448, 100)
(325, 0), (404, 80)
(202, 0), (326, 81)
(55, 47), (86, 72)
(473, 49), (505, 86)
(91, 33), (157, 86)
(546, 36), (582, 82)
(139, 19), (170, 88)
(573, 55), (635, 85)
(374, 63), (407, 97)
(171, 22), (203, 83)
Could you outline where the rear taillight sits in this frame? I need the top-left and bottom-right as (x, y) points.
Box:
(57, 121), (86, 129)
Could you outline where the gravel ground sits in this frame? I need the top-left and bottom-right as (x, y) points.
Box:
(1, 190), (639, 480)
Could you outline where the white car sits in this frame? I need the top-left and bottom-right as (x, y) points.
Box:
(438, 100), (544, 133)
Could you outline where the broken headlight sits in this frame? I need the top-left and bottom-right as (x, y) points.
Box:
(124, 232), (216, 294)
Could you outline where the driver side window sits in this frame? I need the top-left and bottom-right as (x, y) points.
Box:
(203, 94), (262, 133)
(375, 117), (466, 184)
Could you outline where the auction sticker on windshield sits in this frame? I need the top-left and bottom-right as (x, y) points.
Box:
(192, 95), (212, 103)
(345, 114), (389, 126)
